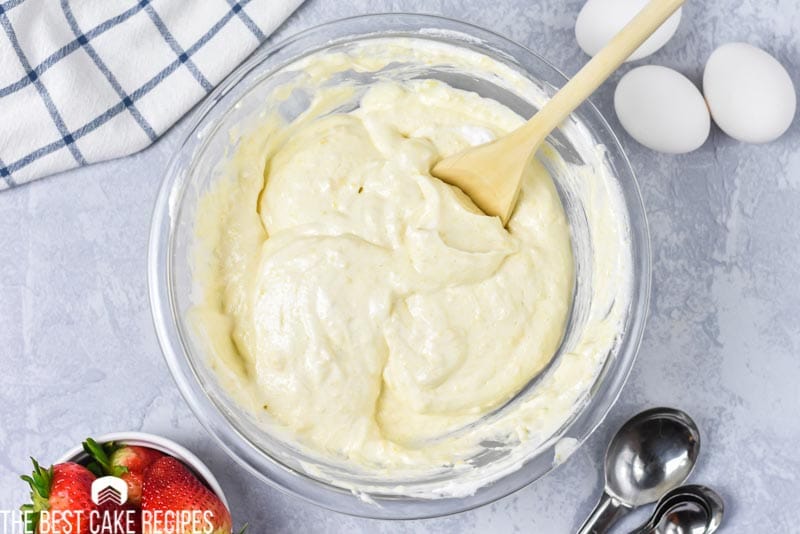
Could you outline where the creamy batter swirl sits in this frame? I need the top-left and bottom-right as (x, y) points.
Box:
(194, 78), (574, 468)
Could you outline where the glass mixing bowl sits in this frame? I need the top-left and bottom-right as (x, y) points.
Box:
(148, 14), (650, 519)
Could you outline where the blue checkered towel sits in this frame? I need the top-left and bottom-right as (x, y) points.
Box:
(0, 0), (303, 189)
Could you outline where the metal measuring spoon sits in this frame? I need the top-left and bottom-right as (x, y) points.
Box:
(629, 485), (724, 534)
(577, 408), (701, 534)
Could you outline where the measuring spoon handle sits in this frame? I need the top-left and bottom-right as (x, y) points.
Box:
(577, 492), (632, 534)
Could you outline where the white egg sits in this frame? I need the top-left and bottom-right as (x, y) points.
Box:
(614, 66), (710, 154)
(575, 0), (682, 61)
(703, 43), (796, 144)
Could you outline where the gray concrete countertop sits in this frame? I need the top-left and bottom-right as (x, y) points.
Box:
(2, 0), (798, 532)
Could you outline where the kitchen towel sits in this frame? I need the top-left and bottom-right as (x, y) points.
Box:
(0, 0), (303, 190)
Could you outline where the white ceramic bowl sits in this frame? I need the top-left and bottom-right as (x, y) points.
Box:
(57, 431), (228, 507)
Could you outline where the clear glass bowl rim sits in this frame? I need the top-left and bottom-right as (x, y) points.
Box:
(148, 13), (652, 520)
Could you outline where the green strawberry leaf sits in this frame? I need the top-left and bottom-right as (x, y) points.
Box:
(20, 458), (53, 534)
(82, 438), (128, 477)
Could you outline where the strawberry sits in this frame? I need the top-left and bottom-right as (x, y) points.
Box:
(20, 459), (95, 534)
(83, 438), (164, 506)
(141, 456), (232, 534)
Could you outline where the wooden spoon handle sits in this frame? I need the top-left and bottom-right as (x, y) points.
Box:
(521, 0), (685, 140)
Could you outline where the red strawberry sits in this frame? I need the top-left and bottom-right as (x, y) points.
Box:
(141, 456), (232, 534)
(21, 459), (95, 534)
(83, 438), (164, 506)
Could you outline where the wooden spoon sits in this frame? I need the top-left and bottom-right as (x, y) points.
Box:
(431, 0), (685, 224)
